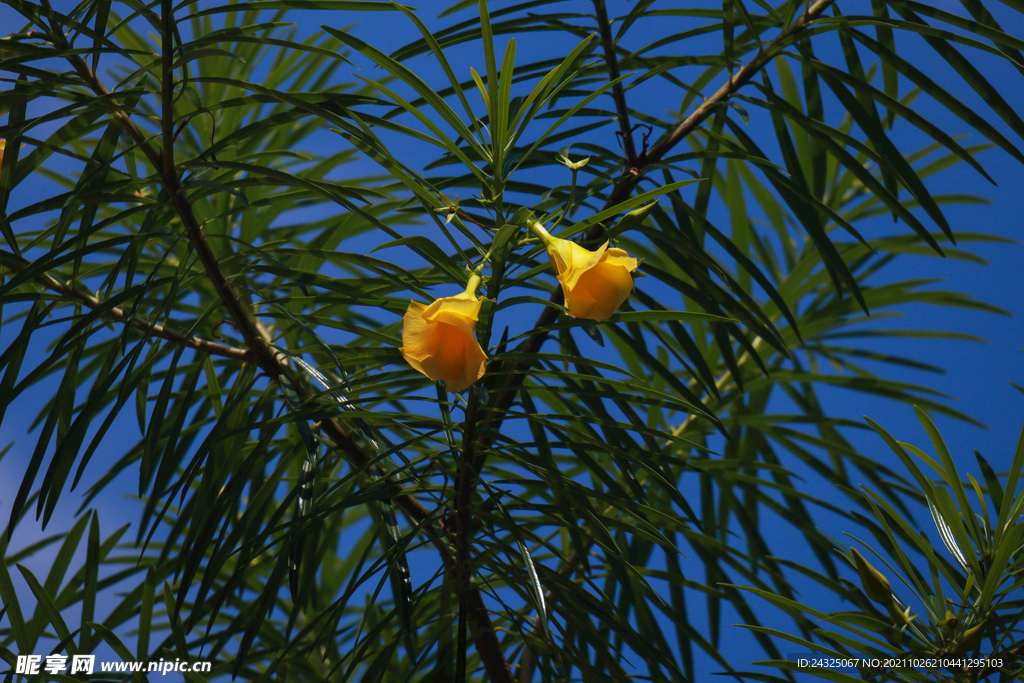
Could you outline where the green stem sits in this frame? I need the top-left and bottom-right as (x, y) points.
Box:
(549, 168), (578, 233)
(526, 220), (554, 248)
(465, 272), (484, 296)
(465, 238), (498, 295)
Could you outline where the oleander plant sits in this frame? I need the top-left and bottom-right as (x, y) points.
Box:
(745, 411), (1024, 683)
(1, 0), (1023, 681)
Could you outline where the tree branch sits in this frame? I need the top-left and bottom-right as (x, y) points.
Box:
(43, 6), (391, 479)
(40, 29), (444, 549)
(42, 9), (516, 678)
(593, 0), (637, 166)
(0, 256), (250, 362)
(49, 4), (273, 376)
(640, 0), (836, 173)
(451, 389), (515, 683)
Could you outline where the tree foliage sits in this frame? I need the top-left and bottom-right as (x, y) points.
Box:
(0, 0), (1021, 681)
(747, 412), (1024, 683)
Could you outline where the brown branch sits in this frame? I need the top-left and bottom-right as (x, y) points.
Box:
(466, 585), (513, 683)
(593, 0), (637, 166)
(451, 389), (515, 683)
(45, 9), (389, 482)
(640, 0), (836, 172)
(0, 258), (251, 362)
(47, 4), (273, 374)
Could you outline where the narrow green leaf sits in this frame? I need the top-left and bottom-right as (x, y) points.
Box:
(0, 549), (29, 653)
(851, 29), (1024, 166)
(80, 511), (99, 652)
(17, 564), (76, 654)
(186, 1), (404, 18)
(319, 25), (489, 162)
(138, 567), (155, 660)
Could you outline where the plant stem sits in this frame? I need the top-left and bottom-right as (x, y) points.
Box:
(549, 167), (579, 233)
(593, 0), (637, 165)
(526, 220), (554, 247)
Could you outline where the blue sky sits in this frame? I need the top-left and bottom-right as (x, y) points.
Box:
(2, 0), (1024, 680)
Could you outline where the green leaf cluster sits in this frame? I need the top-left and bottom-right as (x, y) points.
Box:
(743, 412), (1024, 683)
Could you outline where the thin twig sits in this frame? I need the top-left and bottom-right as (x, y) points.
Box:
(593, 0), (637, 166)
(642, 0), (835, 173)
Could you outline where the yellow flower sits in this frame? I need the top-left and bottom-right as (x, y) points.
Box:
(536, 226), (638, 321)
(401, 276), (487, 392)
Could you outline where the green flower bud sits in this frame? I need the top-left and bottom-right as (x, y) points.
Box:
(957, 620), (986, 654)
(851, 547), (891, 605)
(887, 600), (917, 632)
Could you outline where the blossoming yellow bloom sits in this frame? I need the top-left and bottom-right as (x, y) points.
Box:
(532, 223), (639, 321)
(401, 275), (487, 392)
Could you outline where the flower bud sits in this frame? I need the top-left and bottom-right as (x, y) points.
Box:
(850, 547), (892, 605)
(957, 620), (986, 653)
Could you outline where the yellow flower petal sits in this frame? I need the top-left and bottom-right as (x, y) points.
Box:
(425, 322), (467, 378)
(423, 292), (482, 337)
(448, 328), (487, 392)
(400, 291), (487, 392)
(543, 237), (638, 321)
(551, 240), (608, 290)
(602, 247), (639, 272)
(401, 301), (436, 375)
(568, 261), (634, 321)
